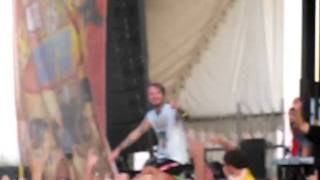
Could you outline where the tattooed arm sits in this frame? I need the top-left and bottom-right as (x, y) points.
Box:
(109, 120), (152, 163)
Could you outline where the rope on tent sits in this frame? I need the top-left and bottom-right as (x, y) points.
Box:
(147, 0), (237, 95)
(169, 0), (238, 98)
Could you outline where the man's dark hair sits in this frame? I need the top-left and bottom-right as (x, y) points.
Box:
(209, 161), (226, 179)
(223, 150), (249, 169)
(149, 83), (166, 95)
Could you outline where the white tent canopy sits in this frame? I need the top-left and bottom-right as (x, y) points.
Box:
(146, 0), (283, 118)
(146, 2), (287, 175)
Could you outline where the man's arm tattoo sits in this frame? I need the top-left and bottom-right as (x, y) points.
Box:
(137, 122), (148, 133)
(118, 122), (148, 151)
(119, 138), (133, 151)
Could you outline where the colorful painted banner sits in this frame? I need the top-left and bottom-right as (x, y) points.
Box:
(14, 0), (110, 179)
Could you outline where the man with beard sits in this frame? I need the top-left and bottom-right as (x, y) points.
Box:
(109, 83), (189, 178)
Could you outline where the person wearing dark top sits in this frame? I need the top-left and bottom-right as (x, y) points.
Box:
(289, 108), (312, 157)
(290, 99), (320, 144)
(290, 98), (320, 179)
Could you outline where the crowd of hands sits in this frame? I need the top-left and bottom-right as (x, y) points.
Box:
(23, 134), (231, 180)
(20, 99), (308, 180)
(103, 98), (310, 180)
(88, 135), (231, 180)
(24, 100), (237, 180)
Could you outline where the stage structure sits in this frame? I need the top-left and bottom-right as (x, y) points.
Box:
(106, 0), (153, 154)
(301, 0), (319, 124)
(300, 0), (320, 175)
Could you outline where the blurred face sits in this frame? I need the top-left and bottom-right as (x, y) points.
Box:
(293, 98), (302, 110)
(148, 86), (165, 107)
(289, 108), (295, 121)
(289, 106), (300, 134)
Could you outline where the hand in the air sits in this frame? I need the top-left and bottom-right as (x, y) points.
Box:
(210, 135), (227, 146)
(114, 173), (130, 180)
(188, 138), (205, 158)
(108, 148), (120, 164)
(86, 149), (99, 169)
(169, 100), (180, 109)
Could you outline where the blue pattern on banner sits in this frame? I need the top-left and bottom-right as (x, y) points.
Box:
(33, 28), (72, 86)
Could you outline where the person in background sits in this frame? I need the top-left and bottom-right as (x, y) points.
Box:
(289, 98), (320, 179)
(223, 150), (255, 180)
(188, 136), (255, 180)
(289, 107), (312, 157)
(290, 98), (320, 146)
(210, 136), (255, 180)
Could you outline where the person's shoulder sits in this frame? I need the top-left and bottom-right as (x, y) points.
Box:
(145, 108), (155, 117)
(163, 103), (175, 112)
(145, 108), (156, 122)
(161, 104), (176, 116)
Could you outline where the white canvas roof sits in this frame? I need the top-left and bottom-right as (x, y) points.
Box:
(145, 0), (284, 118)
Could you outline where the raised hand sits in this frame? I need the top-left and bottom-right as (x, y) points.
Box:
(169, 100), (180, 109)
(188, 138), (205, 158)
(210, 134), (235, 151)
(108, 148), (120, 164)
(211, 135), (227, 146)
(86, 149), (99, 169)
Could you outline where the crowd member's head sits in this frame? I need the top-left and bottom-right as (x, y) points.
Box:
(55, 157), (73, 180)
(293, 97), (302, 108)
(289, 108), (300, 133)
(289, 98), (305, 134)
(208, 162), (225, 179)
(148, 83), (166, 107)
(0, 175), (9, 180)
(223, 150), (249, 176)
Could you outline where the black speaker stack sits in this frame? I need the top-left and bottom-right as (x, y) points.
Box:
(106, 0), (155, 154)
(240, 139), (266, 179)
(300, 0), (319, 125)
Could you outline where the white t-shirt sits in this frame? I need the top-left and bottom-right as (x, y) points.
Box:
(145, 104), (189, 164)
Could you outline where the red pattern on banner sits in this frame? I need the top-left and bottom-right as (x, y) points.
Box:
(85, 24), (106, 137)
